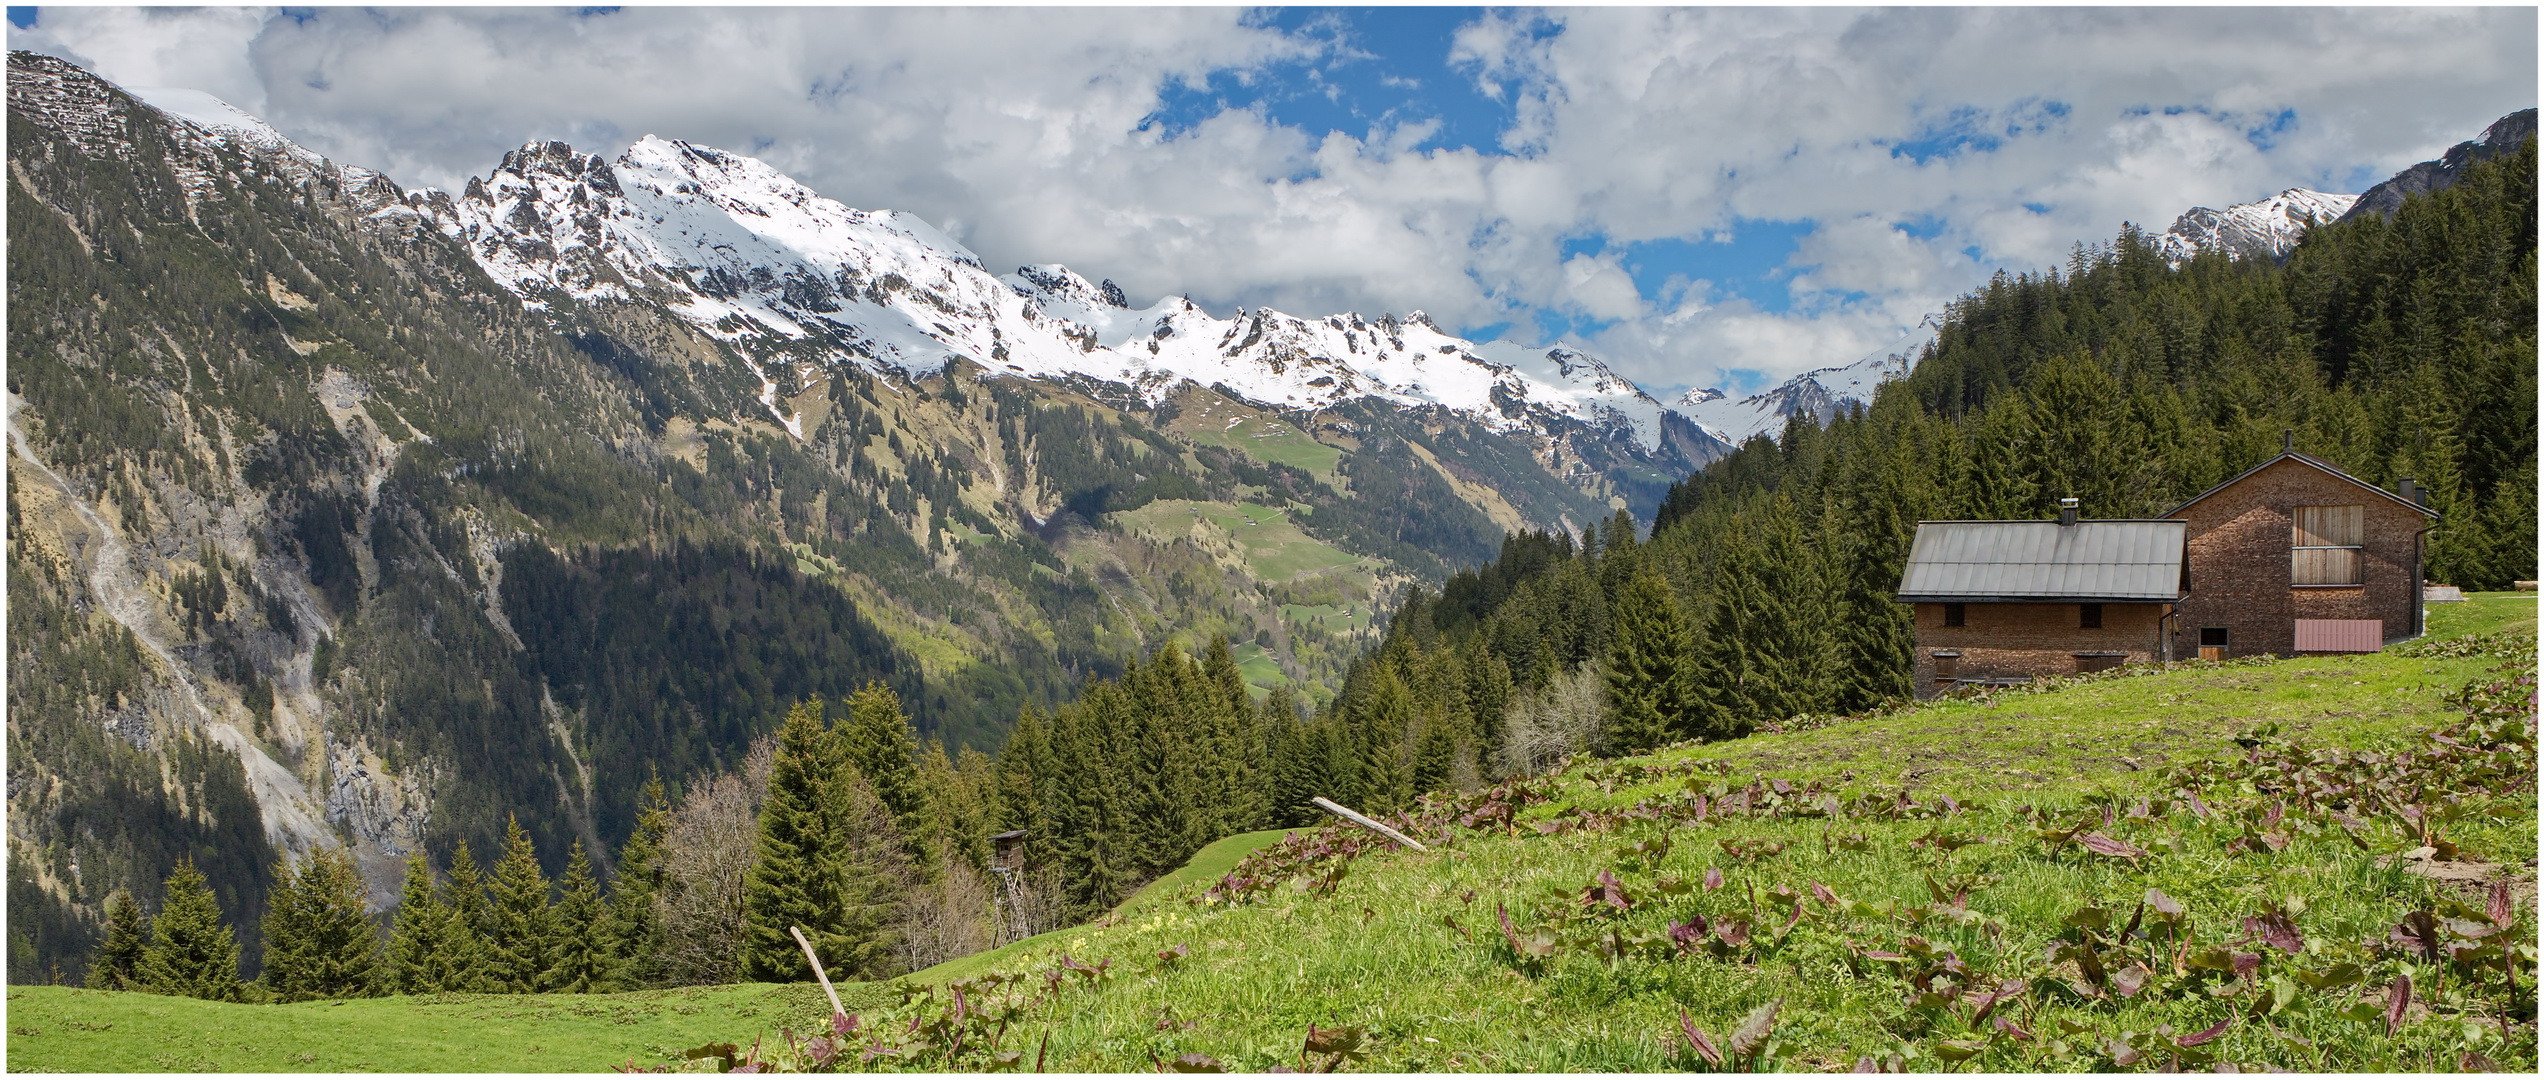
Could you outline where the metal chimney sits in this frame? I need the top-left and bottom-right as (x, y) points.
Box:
(2058, 497), (2079, 527)
(2399, 477), (2427, 508)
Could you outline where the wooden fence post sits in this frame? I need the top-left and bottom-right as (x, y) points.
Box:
(1311, 796), (1429, 851)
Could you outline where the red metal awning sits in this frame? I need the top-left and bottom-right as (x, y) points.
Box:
(2294, 619), (2383, 653)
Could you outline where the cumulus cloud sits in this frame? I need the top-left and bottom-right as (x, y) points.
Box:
(13, 6), (2533, 394)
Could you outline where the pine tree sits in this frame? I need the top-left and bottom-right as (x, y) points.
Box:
(261, 846), (380, 1002)
(840, 682), (932, 874)
(546, 841), (615, 993)
(381, 853), (448, 996)
(435, 841), (493, 991)
(139, 859), (241, 1001)
(1824, 461), (1918, 713)
(607, 774), (672, 988)
(1355, 666), (1416, 813)
(1604, 569), (1701, 753)
(484, 817), (557, 993)
(995, 706), (1058, 873)
(741, 699), (858, 983)
(86, 890), (149, 991)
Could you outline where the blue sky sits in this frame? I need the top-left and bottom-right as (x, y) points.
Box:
(12, 7), (2535, 398)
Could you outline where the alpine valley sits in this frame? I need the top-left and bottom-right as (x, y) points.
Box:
(6, 50), (1751, 974)
(5, 37), (2528, 996)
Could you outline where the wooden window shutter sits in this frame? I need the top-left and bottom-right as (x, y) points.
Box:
(2292, 505), (2363, 547)
(2291, 505), (2365, 585)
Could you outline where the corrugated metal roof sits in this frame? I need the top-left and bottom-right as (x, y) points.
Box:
(1896, 520), (2187, 602)
(2294, 619), (2384, 652)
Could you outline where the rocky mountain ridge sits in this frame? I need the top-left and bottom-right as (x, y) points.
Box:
(410, 135), (1729, 471)
(2153, 187), (2358, 264)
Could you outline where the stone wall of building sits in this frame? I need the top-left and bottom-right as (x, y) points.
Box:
(2168, 457), (2430, 658)
(1909, 601), (2170, 695)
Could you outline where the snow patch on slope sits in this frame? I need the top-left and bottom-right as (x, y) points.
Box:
(1677, 314), (1937, 446)
(2153, 188), (2357, 264)
(414, 135), (1691, 452)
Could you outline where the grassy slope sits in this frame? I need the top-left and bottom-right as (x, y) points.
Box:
(895, 594), (2539, 1072)
(8, 596), (2530, 1073)
(0, 982), (889, 1073)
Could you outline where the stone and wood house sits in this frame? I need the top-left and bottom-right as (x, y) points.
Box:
(1896, 448), (2438, 695)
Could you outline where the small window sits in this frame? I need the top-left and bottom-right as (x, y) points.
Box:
(2292, 505), (2365, 585)
(2079, 603), (2103, 629)
(2200, 627), (2229, 647)
(1943, 603), (1966, 628)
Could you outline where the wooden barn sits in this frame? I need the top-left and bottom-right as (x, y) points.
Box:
(1895, 502), (2188, 695)
(1896, 446), (2440, 696)
(2163, 449), (2439, 659)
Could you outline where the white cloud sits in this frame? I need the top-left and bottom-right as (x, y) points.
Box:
(12, 6), (2533, 392)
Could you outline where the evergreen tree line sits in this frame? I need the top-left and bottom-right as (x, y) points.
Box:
(1333, 134), (2539, 768)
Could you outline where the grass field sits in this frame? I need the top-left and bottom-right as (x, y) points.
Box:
(845, 593), (2539, 1073)
(1231, 641), (1287, 696)
(1281, 601), (1372, 633)
(1162, 395), (1345, 481)
(12, 596), (2532, 1073)
(1, 981), (883, 1073)
(1113, 499), (1366, 583)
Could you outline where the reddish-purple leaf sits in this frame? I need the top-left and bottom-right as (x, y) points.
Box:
(2145, 888), (2184, 917)
(2246, 911), (2305, 955)
(1678, 1009), (1724, 1067)
(1496, 902), (1528, 956)
(1582, 869), (1634, 910)
(2078, 832), (2147, 859)
(2175, 1017), (2232, 1047)
(1703, 866), (1724, 891)
(1850, 1057), (1880, 1073)
(831, 1012), (858, 1037)
(2183, 790), (2215, 819)
(1991, 1014), (2032, 1042)
(1715, 919), (1751, 947)
(2110, 964), (2152, 998)
(2489, 881), (2514, 929)
(1168, 1053), (1227, 1073)
(1809, 881), (1839, 907)
(2384, 974), (2412, 1036)
(2390, 911), (2443, 962)
(2231, 951), (2262, 982)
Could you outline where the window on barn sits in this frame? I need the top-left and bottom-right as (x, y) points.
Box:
(1943, 603), (1966, 627)
(2291, 505), (2365, 585)
(2079, 603), (2103, 628)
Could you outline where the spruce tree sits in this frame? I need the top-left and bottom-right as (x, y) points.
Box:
(607, 775), (672, 988)
(140, 859), (241, 1001)
(381, 853), (448, 996)
(547, 841), (615, 993)
(1604, 569), (1701, 753)
(1355, 666), (1416, 813)
(1824, 475), (1917, 712)
(840, 682), (932, 873)
(86, 890), (149, 991)
(741, 700), (857, 983)
(261, 846), (380, 1002)
(484, 817), (557, 993)
(435, 841), (493, 991)
(995, 707), (1057, 873)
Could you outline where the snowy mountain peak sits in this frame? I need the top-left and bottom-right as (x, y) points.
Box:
(2153, 187), (2357, 264)
(1675, 313), (1938, 447)
(409, 133), (1712, 458)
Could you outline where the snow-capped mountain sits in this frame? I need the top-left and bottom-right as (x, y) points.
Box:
(1675, 314), (1939, 447)
(2339, 108), (2537, 224)
(2152, 188), (2357, 264)
(409, 136), (1714, 458)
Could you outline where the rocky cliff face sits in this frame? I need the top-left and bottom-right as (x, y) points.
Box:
(2340, 108), (2538, 224)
